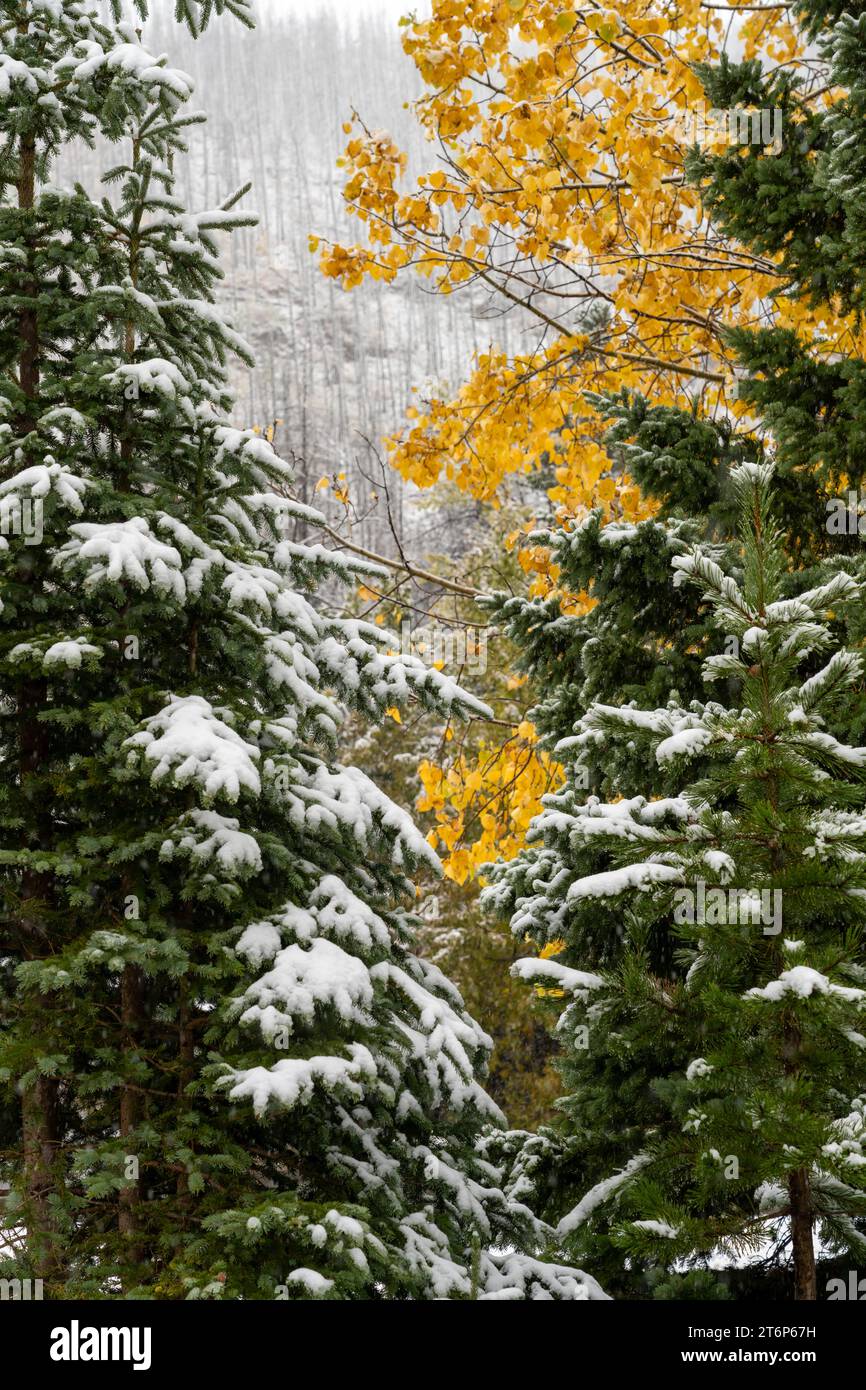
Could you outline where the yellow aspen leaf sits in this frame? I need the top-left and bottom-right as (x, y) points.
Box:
(540, 940), (566, 959)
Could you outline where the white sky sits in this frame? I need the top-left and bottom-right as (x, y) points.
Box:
(257, 0), (427, 14)
(252, 1), (433, 38)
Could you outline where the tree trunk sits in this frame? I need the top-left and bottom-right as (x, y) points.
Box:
(21, 1075), (62, 1281)
(788, 1167), (817, 1300)
(17, 685), (63, 1281)
(119, 965), (144, 1265)
(176, 986), (195, 1209)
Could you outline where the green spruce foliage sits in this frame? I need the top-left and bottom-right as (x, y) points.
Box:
(486, 466), (866, 1299)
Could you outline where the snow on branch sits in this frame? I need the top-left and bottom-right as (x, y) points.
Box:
(124, 695), (262, 800)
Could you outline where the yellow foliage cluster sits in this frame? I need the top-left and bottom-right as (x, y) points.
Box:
(536, 938), (567, 997)
(418, 721), (561, 883)
(318, 0), (812, 520)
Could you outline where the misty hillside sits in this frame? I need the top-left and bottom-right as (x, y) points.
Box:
(60, 2), (529, 558)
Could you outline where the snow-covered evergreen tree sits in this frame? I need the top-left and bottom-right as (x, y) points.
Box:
(478, 404), (754, 1298)
(488, 463), (866, 1299)
(0, 2), (606, 1301)
(478, 0), (866, 1297)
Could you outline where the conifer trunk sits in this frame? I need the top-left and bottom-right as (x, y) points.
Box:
(788, 1168), (817, 1300)
(119, 965), (144, 1264)
(784, 1006), (816, 1299)
(176, 986), (195, 1208)
(21, 1074), (61, 1279)
(18, 679), (62, 1279)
